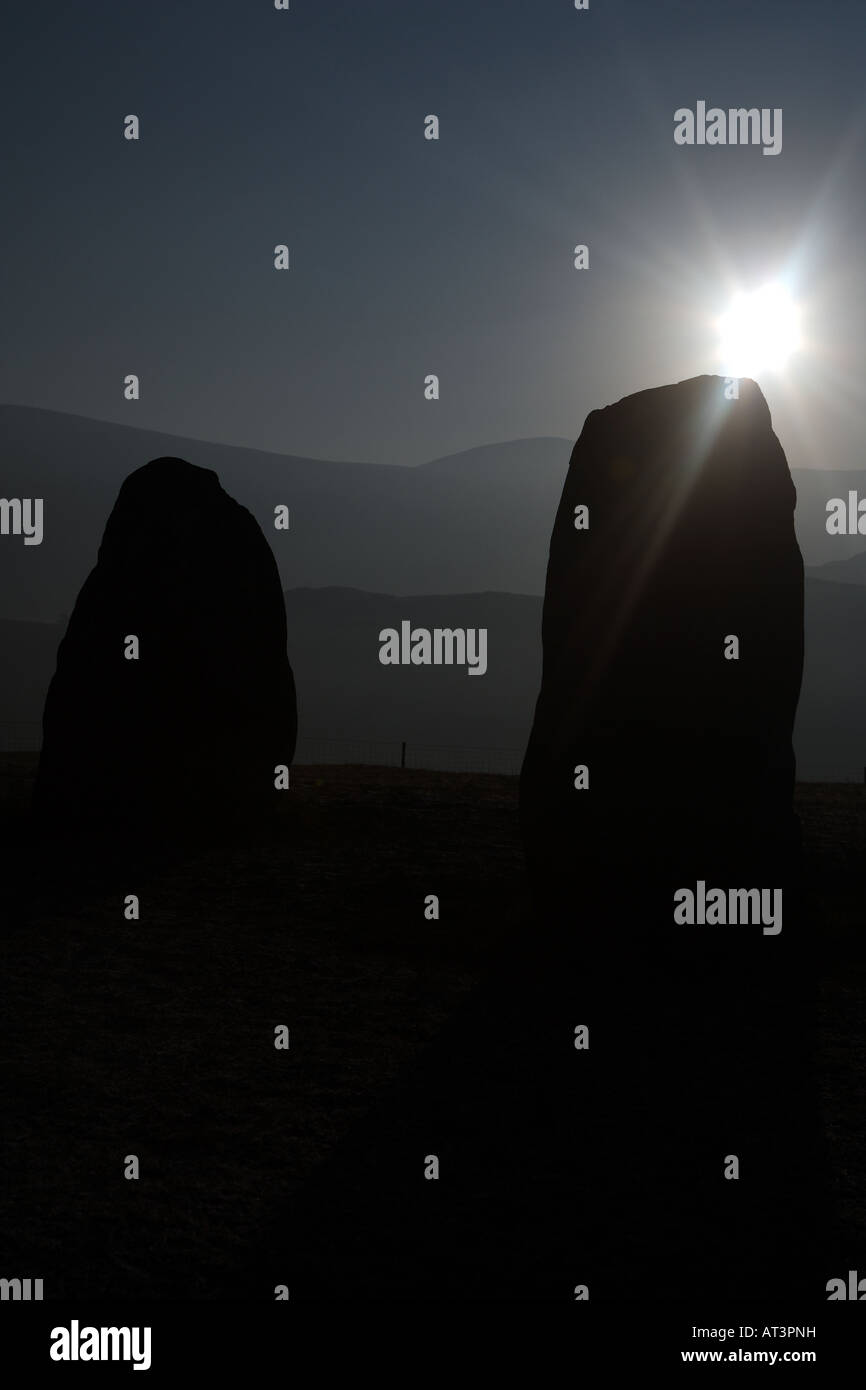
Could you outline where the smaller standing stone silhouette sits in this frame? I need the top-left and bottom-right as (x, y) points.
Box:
(35, 457), (296, 836)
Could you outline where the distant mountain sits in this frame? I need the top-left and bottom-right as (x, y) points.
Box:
(806, 549), (866, 585)
(798, 578), (866, 781)
(0, 405), (570, 622)
(790, 468), (866, 567)
(3, 581), (866, 782)
(2, 404), (862, 624)
(4, 405), (866, 779)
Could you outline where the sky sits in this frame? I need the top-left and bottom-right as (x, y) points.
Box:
(2, 0), (865, 467)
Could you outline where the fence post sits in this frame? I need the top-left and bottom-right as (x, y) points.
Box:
(400, 740), (407, 769)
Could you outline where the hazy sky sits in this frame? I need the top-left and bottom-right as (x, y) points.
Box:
(3, 0), (864, 466)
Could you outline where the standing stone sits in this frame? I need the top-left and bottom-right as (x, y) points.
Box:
(521, 374), (803, 896)
(518, 376), (817, 1300)
(35, 457), (296, 837)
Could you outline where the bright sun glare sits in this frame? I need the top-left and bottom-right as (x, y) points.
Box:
(716, 282), (802, 379)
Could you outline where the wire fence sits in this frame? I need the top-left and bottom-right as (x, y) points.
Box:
(293, 734), (523, 775)
(0, 723), (524, 776)
(6, 722), (862, 782)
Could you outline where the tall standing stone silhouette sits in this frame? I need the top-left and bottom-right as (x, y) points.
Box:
(519, 376), (817, 1300)
(35, 457), (296, 836)
(521, 374), (803, 900)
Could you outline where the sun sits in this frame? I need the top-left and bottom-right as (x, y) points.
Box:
(716, 282), (802, 378)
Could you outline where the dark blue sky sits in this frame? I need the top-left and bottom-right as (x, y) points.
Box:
(3, 0), (864, 465)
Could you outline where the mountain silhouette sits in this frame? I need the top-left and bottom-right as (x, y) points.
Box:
(0, 403), (859, 626)
(807, 549), (866, 584)
(0, 405), (571, 621)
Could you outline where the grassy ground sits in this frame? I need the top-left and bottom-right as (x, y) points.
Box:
(0, 758), (863, 1298)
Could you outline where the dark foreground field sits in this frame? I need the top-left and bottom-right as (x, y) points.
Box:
(1, 758), (864, 1300)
